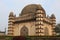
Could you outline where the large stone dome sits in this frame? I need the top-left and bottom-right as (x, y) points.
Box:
(20, 4), (45, 16)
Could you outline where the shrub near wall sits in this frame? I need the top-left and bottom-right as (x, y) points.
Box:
(12, 36), (26, 40)
(12, 36), (60, 40)
(0, 36), (13, 40)
(0, 36), (60, 40)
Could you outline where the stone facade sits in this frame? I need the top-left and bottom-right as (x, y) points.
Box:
(8, 4), (56, 36)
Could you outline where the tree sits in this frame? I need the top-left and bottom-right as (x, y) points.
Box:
(54, 23), (60, 35)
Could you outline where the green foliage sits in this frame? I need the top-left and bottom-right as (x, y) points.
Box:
(0, 36), (13, 40)
(55, 23), (60, 33)
(0, 36), (60, 40)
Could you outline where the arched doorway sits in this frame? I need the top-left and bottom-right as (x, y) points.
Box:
(20, 26), (28, 36)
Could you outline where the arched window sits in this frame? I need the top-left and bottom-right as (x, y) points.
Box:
(20, 26), (28, 36)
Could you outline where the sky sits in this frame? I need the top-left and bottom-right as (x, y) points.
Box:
(0, 0), (60, 32)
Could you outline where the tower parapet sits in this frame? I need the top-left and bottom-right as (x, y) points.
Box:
(35, 9), (46, 36)
(8, 12), (15, 36)
(50, 14), (56, 35)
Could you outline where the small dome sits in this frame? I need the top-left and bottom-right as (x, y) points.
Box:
(50, 14), (56, 19)
(9, 12), (14, 17)
(20, 4), (45, 16)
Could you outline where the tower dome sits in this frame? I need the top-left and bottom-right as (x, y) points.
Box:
(20, 4), (46, 16)
(9, 11), (14, 17)
(50, 14), (56, 19)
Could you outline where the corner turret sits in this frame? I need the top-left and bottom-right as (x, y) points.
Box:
(50, 14), (56, 35)
(35, 9), (46, 36)
(8, 11), (15, 36)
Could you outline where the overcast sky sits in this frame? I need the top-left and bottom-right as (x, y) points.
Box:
(0, 0), (60, 31)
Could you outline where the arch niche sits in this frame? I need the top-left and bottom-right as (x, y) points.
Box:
(20, 26), (28, 36)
